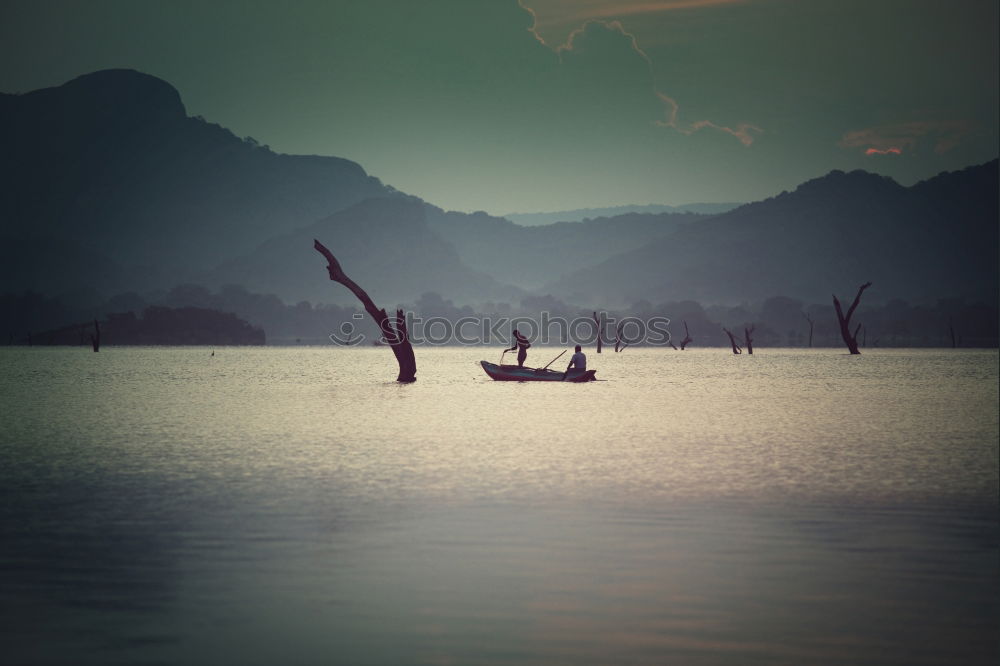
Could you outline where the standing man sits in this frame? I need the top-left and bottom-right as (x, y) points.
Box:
(508, 328), (531, 367)
(564, 344), (586, 378)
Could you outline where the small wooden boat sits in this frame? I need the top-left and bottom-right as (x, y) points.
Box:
(480, 360), (596, 382)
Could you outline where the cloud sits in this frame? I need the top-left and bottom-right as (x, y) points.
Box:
(517, 0), (549, 47)
(520, 2), (761, 147)
(655, 92), (762, 146)
(557, 19), (652, 65)
(524, 0), (746, 29)
(840, 121), (971, 156)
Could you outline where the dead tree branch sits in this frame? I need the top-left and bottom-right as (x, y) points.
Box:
(614, 321), (629, 352)
(723, 327), (742, 354)
(680, 321), (693, 350)
(89, 319), (100, 352)
(314, 239), (416, 382)
(833, 281), (872, 355)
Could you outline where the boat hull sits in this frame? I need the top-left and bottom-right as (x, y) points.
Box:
(480, 360), (596, 382)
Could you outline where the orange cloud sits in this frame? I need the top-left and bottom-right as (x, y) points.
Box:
(571, 0), (747, 20)
(841, 121), (971, 156)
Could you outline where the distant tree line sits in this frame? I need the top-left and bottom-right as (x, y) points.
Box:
(1, 285), (356, 345)
(413, 291), (997, 348)
(441, 293), (998, 349)
(7, 305), (264, 346)
(3, 286), (996, 348)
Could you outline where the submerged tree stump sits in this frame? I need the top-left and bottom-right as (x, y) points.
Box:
(723, 327), (742, 354)
(744, 325), (754, 355)
(614, 320), (629, 352)
(314, 239), (416, 382)
(90, 319), (100, 352)
(679, 321), (693, 350)
(833, 282), (872, 355)
(592, 311), (603, 353)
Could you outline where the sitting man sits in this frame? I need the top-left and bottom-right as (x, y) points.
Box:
(564, 344), (586, 378)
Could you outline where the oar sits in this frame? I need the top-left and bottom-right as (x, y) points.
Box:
(499, 348), (509, 365)
(541, 349), (566, 371)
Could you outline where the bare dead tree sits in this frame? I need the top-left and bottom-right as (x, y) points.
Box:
(89, 319), (100, 352)
(592, 311), (603, 353)
(722, 327), (742, 354)
(614, 321), (629, 352)
(744, 325), (755, 355)
(832, 281), (872, 355)
(679, 321), (693, 350)
(314, 239), (416, 382)
(803, 313), (814, 348)
(668, 341), (678, 350)
(949, 321), (957, 348)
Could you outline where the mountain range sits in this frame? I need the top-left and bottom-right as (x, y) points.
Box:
(1, 69), (997, 312)
(503, 203), (740, 226)
(1, 69), (390, 296)
(544, 163), (998, 306)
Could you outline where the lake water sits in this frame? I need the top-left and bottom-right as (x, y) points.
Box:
(1, 346), (997, 665)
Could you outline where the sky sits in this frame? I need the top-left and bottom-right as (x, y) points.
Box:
(1, 0), (996, 214)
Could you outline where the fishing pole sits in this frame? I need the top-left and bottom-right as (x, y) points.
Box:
(540, 349), (567, 370)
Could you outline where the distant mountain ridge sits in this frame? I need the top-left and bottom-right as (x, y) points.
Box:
(1, 69), (392, 294)
(542, 161), (999, 306)
(0, 69), (727, 305)
(503, 203), (740, 226)
(1, 69), (996, 314)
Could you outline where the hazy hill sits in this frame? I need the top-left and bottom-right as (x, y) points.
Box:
(542, 161), (999, 307)
(0, 69), (391, 294)
(213, 198), (715, 301)
(207, 197), (523, 307)
(424, 208), (705, 289)
(503, 203), (740, 226)
(0, 236), (127, 299)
